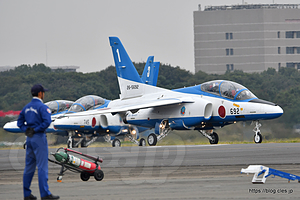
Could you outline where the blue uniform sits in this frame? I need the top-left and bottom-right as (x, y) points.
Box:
(17, 97), (52, 198)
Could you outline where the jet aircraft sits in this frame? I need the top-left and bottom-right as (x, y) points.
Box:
(108, 36), (284, 145)
(53, 56), (160, 147)
(3, 100), (74, 134)
(4, 57), (160, 148)
(4, 100), (74, 148)
(54, 36), (283, 147)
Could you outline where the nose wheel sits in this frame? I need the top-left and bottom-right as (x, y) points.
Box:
(253, 121), (262, 144)
(254, 132), (262, 143)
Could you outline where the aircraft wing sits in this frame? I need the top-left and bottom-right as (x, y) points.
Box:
(64, 97), (195, 117)
(111, 97), (195, 114)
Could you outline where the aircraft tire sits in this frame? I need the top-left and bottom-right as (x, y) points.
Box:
(139, 138), (146, 146)
(209, 132), (219, 144)
(254, 132), (262, 144)
(94, 170), (104, 181)
(147, 133), (157, 146)
(80, 171), (90, 181)
(112, 138), (121, 147)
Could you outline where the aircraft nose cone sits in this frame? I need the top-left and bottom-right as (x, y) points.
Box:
(275, 104), (284, 116)
(264, 102), (284, 119)
(3, 122), (10, 131)
(250, 98), (283, 119)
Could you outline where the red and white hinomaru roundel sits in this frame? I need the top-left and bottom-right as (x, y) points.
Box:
(91, 117), (96, 128)
(218, 105), (226, 119)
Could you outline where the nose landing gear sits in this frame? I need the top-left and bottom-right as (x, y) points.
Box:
(253, 121), (262, 144)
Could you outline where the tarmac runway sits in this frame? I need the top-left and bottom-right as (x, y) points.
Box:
(1, 143), (300, 199)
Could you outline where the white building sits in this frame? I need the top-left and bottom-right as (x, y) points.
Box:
(194, 4), (300, 74)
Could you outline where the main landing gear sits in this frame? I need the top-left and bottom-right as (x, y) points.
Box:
(253, 121), (262, 144)
(104, 134), (146, 147)
(104, 135), (122, 147)
(198, 130), (219, 144)
(147, 120), (172, 146)
(67, 131), (98, 148)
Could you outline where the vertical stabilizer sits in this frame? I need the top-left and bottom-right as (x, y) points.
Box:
(152, 62), (160, 87)
(141, 56), (160, 86)
(109, 36), (144, 99)
(109, 37), (142, 83)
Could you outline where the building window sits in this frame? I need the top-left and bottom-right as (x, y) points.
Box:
(286, 47), (294, 54)
(297, 63), (300, 69)
(297, 47), (300, 54)
(278, 63), (281, 70)
(286, 31), (294, 38)
(297, 31), (300, 38)
(278, 47), (281, 54)
(286, 62), (295, 68)
(225, 33), (233, 40)
(226, 48), (233, 55)
(277, 31), (280, 38)
(226, 64), (234, 71)
(226, 64), (230, 70)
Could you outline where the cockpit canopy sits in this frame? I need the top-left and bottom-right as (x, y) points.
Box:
(45, 100), (74, 114)
(68, 95), (106, 113)
(200, 80), (257, 100)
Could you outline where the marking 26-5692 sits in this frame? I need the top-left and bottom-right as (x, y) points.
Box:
(127, 85), (139, 90)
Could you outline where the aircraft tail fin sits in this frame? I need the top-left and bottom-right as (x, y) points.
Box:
(109, 37), (142, 84)
(141, 56), (160, 86)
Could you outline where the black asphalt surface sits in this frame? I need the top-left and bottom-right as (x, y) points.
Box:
(1, 143), (300, 199)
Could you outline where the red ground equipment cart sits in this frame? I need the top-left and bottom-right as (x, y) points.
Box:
(48, 147), (104, 182)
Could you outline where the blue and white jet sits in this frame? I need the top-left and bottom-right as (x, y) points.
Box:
(3, 100), (74, 148)
(4, 57), (160, 148)
(54, 37), (283, 146)
(109, 37), (283, 145)
(53, 56), (160, 147)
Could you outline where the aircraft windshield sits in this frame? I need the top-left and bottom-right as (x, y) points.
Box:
(45, 100), (74, 114)
(68, 95), (105, 112)
(201, 80), (257, 100)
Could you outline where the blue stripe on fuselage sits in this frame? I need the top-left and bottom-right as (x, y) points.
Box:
(127, 113), (283, 129)
(53, 124), (123, 134)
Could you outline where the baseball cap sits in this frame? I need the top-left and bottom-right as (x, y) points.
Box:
(31, 84), (49, 95)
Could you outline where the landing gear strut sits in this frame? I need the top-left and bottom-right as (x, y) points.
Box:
(67, 131), (75, 148)
(104, 135), (122, 147)
(198, 130), (219, 144)
(253, 121), (262, 144)
(147, 120), (172, 146)
(125, 133), (146, 147)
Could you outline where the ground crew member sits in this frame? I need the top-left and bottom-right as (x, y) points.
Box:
(17, 84), (59, 200)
